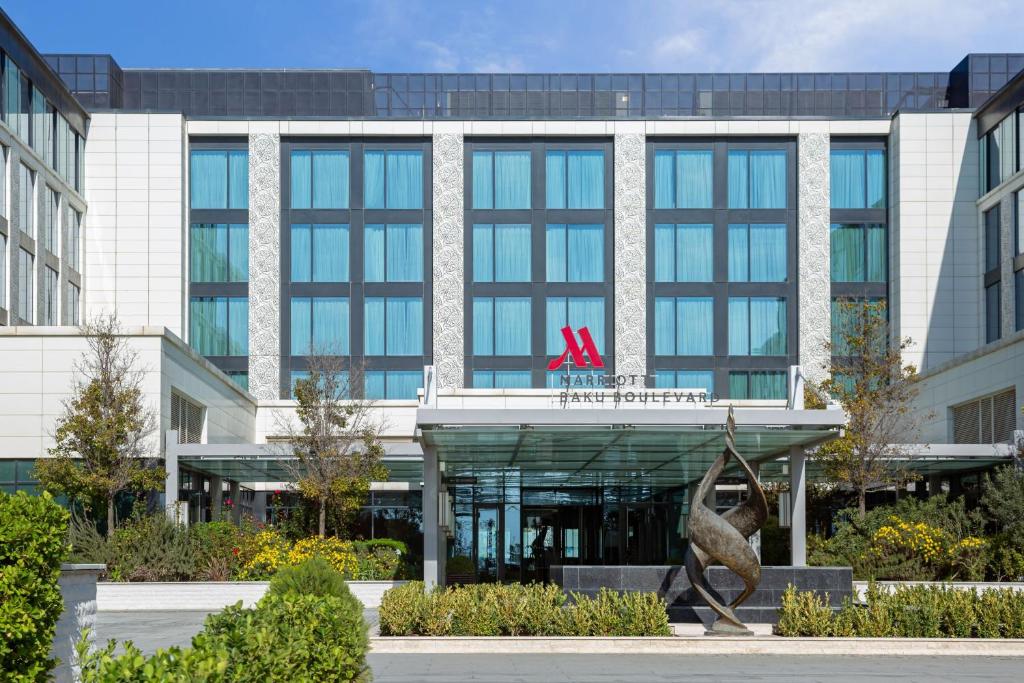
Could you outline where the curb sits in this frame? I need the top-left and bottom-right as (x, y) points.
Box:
(369, 636), (1024, 656)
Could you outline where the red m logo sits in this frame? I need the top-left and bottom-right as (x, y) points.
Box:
(547, 326), (605, 371)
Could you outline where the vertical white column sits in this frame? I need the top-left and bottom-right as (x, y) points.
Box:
(164, 430), (180, 522)
(422, 445), (442, 587)
(431, 126), (465, 389)
(247, 130), (281, 400)
(613, 125), (647, 379)
(797, 132), (831, 386)
(789, 445), (807, 566)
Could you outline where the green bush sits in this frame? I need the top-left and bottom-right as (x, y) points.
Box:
(776, 583), (1024, 638)
(267, 557), (355, 601)
(445, 555), (474, 575)
(78, 593), (370, 682)
(378, 581), (669, 637)
(189, 521), (242, 581)
(0, 491), (70, 682)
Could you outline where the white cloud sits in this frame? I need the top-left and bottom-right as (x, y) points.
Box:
(415, 40), (459, 71)
(654, 30), (704, 59)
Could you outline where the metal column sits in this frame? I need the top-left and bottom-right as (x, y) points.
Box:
(423, 445), (445, 588)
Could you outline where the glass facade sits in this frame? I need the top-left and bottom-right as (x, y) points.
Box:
(189, 150), (249, 209)
(281, 140), (432, 400)
(191, 224), (249, 282)
(465, 140), (613, 387)
(43, 266), (58, 325)
(17, 248), (32, 322)
(830, 149), (885, 209)
(984, 205), (1001, 343)
(647, 140), (795, 398)
(18, 163), (33, 238)
(189, 297), (249, 356)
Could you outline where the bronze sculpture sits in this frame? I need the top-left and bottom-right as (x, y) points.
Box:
(684, 405), (768, 635)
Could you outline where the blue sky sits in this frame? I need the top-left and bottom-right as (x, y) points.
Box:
(6, 0), (1024, 73)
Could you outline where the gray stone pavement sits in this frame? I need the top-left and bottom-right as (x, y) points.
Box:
(94, 612), (1023, 682)
(365, 654), (1024, 682)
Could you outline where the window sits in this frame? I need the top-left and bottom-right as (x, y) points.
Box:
(0, 233), (6, 309)
(43, 267), (58, 325)
(291, 297), (349, 356)
(473, 297), (531, 355)
(1017, 191), (1023, 256)
(952, 389), (1017, 444)
(189, 297), (248, 356)
(728, 224), (786, 282)
(985, 206), (1001, 272)
(66, 283), (80, 325)
(0, 146), (6, 218)
(830, 149), (885, 208)
(653, 149), (713, 209)
(0, 460), (40, 495)
(40, 188), (57, 254)
(654, 297), (713, 355)
(226, 372), (249, 392)
(545, 297), (605, 355)
(17, 248), (32, 322)
(291, 150), (349, 209)
(291, 224), (348, 282)
(67, 210), (81, 272)
(170, 392), (204, 444)
(472, 370), (532, 388)
(654, 370), (714, 394)
(31, 86), (48, 161)
(190, 223), (249, 282)
(654, 224), (713, 282)
(365, 370), (421, 400)
(727, 150), (786, 209)
(364, 224), (423, 282)
(830, 223), (886, 282)
(2, 56), (23, 139)
(289, 370), (351, 399)
(831, 298), (885, 356)
(1016, 270), (1024, 332)
(364, 297), (423, 356)
(546, 224), (603, 282)
(473, 224), (530, 282)
(364, 150), (423, 209)
(983, 114), (1017, 193)
(728, 297), (787, 356)
(189, 150), (248, 209)
(472, 151), (530, 209)
(986, 283), (1001, 344)
(729, 371), (787, 400)
(546, 150), (604, 209)
(18, 164), (33, 238)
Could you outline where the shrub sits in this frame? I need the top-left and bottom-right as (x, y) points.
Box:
(109, 513), (196, 582)
(378, 582), (669, 637)
(446, 555), (474, 575)
(78, 593), (370, 682)
(267, 557), (354, 601)
(288, 537), (359, 577)
(190, 521), (242, 581)
(235, 527), (291, 580)
(0, 491), (70, 682)
(775, 585), (834, 636)
(776, 583), (1024, 638)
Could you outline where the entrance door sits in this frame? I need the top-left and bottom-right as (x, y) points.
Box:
(623, 503), (670, 565)
(475, 506), (499, 582)
(522, 508), (559, 583)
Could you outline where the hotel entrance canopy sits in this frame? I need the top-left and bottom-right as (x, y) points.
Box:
(416, 406), (846, 489)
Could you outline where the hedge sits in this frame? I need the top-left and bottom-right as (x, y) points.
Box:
(79, 559), (370, 682)
(776, 583), (1024, 638)
(379, 581), (671, 636)
(0, 491), (70, 682)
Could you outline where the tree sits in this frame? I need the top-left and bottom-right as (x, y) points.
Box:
(35, 315), (165, 537)
(815, 300), (928, 518)
(280, 354), (386, 538)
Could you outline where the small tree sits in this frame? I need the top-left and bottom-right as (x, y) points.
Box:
(35, 315), (164, 537)
(816, 300), (927, 518)
(281, 354), (386, 538)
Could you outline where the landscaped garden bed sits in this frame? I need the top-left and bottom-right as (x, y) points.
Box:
(776, 583), (1024, 637)
(378, 581), (672, 636)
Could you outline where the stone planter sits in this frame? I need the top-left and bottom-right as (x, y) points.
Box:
(852, 580), (1024, 601)
(97, 580), (408, 611)
(53, 563), (105, 683)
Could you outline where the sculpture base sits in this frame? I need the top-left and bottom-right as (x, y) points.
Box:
(705, 618), (755, 637)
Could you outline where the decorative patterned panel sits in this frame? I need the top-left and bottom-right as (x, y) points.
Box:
(797, 132), (831, 385)
(247, 132), (281, 400)
(614, 131), (647, 378)
(432, 131), (464, 389)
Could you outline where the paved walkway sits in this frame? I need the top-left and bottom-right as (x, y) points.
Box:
(364, 654), (1024, 682)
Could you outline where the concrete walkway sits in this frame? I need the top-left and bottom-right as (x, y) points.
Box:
(365, 654), (1024, 682)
